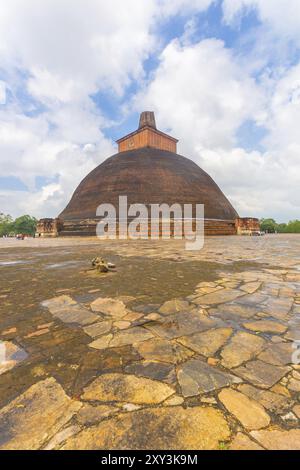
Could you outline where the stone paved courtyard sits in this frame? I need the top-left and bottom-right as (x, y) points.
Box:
(0, 234), (300, 450)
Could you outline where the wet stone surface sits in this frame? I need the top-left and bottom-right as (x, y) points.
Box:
(177, 358), (241, 396)
(0, 235), (300, 449)
(0, 341), (28, 376)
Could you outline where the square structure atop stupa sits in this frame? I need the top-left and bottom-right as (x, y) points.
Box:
(116, 111), (178, 153)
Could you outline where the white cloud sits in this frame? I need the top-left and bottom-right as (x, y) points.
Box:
(223, 0), (300, 45)
(0, 0), (160, 217)
(0, 101), (115, 217)
(159, 0), (215, 16)
(136, 38), (263, 151)
(136, 35), (300, 221)
(0, 81), (6, 104)
(0, 1), (160, 99)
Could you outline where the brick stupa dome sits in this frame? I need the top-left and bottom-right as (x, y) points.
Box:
(59, 112), (238, 224)
(59, 147), (238, 221)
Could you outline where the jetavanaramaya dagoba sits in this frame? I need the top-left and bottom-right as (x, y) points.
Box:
(36, 112), (259, 237)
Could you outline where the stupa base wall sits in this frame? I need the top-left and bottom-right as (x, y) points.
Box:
(54, 218), (238, 237)
(36, 217), (260, 238)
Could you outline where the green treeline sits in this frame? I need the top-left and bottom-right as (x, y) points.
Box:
(260, 218), (300, 233)
(0, 213), (37, 236)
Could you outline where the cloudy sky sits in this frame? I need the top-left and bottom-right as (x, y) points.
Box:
(0, 0), (300, 222)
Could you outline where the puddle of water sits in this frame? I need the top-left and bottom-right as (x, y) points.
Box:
(0, 260), (29, 266)
(45, 260), (86, 269)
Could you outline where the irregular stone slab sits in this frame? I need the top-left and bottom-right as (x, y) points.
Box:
(134, 337), (193, 364)
(260, 298), (293, 320)
(88, 334), (113, 350)
(123, 311), (143, 322)
(177, 358), (241, 397)
(240, 282), (261, 294)
(293, 405), (300, 419)
(42, 295), (99, 326)
(133, 303), (160, 314)
(164, 395), (184, 406)
(62, 406), (230, 450)
(218, 388), (270, 430)
(285, 328), (300, 341)
(146, 311), (217, 340)
(113, 321), (131, 329)
(288, 378), (300, 392)
(221, 331), (266, 368)
(271, 383), (291, 397)
(201, 396), (217, 404)
(250, 429), (300, 450)
(125, 361), (176, 384)
(53, 305), (100, 326)
(292, 369), (300, 379)
(109, 327), (154, 348)
(159, 299), (190, 315)
(144, 313), (162, 321)
(90, 297), (127, 319)
(271, 335), (285, 343)
(83, 321), (112, 339)
(196, 286), (223, 294)
(243, 320), (287, 334)
(0, 377), (81, 450)
(76, 404), (118, 425)
(0, 341), (28, 375)
(233, 360), (289, 389)
(210, 303), (259, 320)
(41, 295), (76, 311)
(81, 373), (175, 404)
(196, 281), (218, 288)
(235, 293), (269, 306)
(43, 425), (81, 450)
(177, 328), (233, 358)
(229, 433), (264, 450)
(192, 289), (245, 306)
(257, 342), (293, 366)
(238, 384), (292, 413)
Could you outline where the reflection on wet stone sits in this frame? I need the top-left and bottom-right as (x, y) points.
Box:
(177, 327), (233, 358)
(233, 360), (290, 389)
(177, 358), (241, 396)
(134, 337), (194, 363)
(125, 361), (176, 384)
(42, 295), (100, 326)
(0, 341), (28, 375)
(220, 331), (266, 368)
(146, 311), (218, 339)
(81, 373), (175, 404)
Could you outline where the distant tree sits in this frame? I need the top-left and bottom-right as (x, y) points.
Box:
(260, 218), (277, 233)
(260, 219), (300, 234)
(277, 223), (287, 233)
(0, 213), (13, 236)
(285, 220), (300, 233)
(12, 215), (37, 236)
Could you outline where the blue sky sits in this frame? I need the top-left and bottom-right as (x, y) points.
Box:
(0, 0), (300, 221)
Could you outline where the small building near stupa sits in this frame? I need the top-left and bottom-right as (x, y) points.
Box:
(36, 112), (259, 237)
